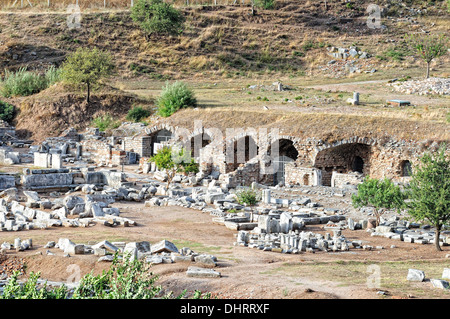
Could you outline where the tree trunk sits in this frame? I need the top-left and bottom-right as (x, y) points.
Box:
(435, 224), (442, 251)
(86, 81), (90, 103)
(375, 208), (385, 227)
(426, 61), (430, 79)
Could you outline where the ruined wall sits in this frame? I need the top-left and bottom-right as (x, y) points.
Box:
(284, 165), (321, 186)
(80, 139), (125, 167)
(123, 136), (151, 159)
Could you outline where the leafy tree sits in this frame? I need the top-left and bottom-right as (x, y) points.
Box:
(150, 144), (199, 190)
(61, 47), (115, 103)
(131, 0), (185, 38)
(157, 81), (197, 117)
(405, 146), (450, 251)
(406, 33), (448, 78)
(352, 177), (405, 226)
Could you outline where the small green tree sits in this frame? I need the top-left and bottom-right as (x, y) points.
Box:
(352, 177), (405, 226)
(61, 48), (115, 103)
(150, 144), (199, 190)
(405, 146), (450, 251)
(235, 187), (261, 219)
(131, 0), (185, 38)
(406, 33), (448, 79)
(236, 188), (260, 206)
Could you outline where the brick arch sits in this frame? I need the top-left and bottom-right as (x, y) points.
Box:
(312, 138), (374, 186)
(143, 124), (176, 156)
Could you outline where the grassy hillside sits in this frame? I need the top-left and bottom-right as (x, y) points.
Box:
(0, 0), (448, 142)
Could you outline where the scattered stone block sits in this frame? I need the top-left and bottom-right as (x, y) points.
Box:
(150, 240), (178, 254)
(442, 268), (450, 280)
(407, 269), (425, 282)
(430, 279), (450, 290)
(186, 266), (221, 278)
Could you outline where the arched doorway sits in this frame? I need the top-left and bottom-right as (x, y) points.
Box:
(352, 156), (364, 173)
(314, 143), (371, 186)
(190, 133), (211, 158)
(229, 135), (259, 170)
(150, 129), (173, 155)
(400, 160), (412, 177)
(268, 139), (299, 185)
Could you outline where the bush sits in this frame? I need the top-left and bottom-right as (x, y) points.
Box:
(91, 114), (120, 132)
(0, 253), (214, 299)
(1, 68), (44, 97)
(0, 100), (15, 123)
(235, 188), (261, 206)
(254, 0), (275, 9)
(182, 158), (199, 174)
(126, 106), (151, 122)
(0, 66), (61, 98)
(157, 81), (197, 117)
(45, 66), (62, 86)
(131, 0), (185, 37)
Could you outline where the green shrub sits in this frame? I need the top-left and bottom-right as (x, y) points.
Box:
(0, 100), (15, 123)
(384, 48), (405, 61)
(45, 65), (62, 86)
(182, 158), (199, 174)
(0, 66), (61, 98)
(0, 271), (68, 299)
(254, 0), (275, 9)
(1, 68), (44, 97)
(0, 253), (214, 299)
(91, 114), (120, 132)
(302, 40), (316, 52)
(131, 0), (185, 37)
(126, 106), (151, 122)
(235, 188), (261, 206)
(157, 81), (197, 117)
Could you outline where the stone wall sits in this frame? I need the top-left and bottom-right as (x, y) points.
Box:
(284, 164), (322, 186)
(331, 171), (364, 188)
(80, 139), (126, 167)
(123, 136), (152, 159)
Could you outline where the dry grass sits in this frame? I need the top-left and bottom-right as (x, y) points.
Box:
(265, 259), (450, 299)
(157, 107), (450, 143)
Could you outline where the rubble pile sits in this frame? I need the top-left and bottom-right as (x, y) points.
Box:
(366, 217), (450, 246)
(387, 77), (450, 96)
(0, 188), (136, 231)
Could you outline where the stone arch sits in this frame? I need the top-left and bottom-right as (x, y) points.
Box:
(267, 138), (299, 184)
(313, 142), (371, 186)
(227, 134), (259, 171)
(189, 132), (211, 158)
(145, 125), (175, 156)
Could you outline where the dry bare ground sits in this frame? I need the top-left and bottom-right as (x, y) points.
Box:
(2, 200), (449, 300)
